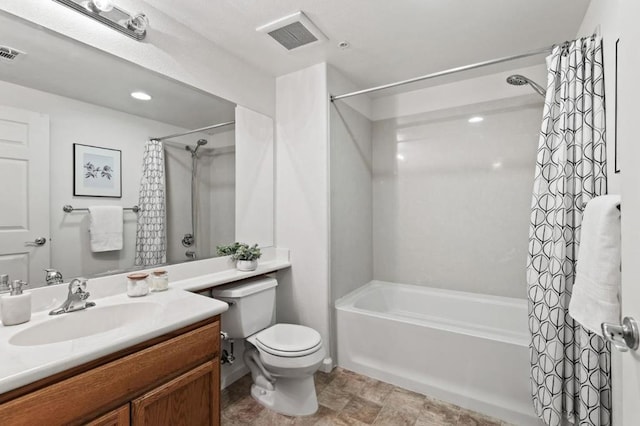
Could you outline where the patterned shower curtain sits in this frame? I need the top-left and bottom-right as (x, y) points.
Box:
(134, 139), (167, 266)
(526, 36), (610, 426)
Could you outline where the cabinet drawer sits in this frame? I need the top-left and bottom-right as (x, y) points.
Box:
(0, 321), (219, 426)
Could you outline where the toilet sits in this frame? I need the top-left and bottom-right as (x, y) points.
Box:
(211, 276), (325, 416)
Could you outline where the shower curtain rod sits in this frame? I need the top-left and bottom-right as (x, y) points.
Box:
(330, 44), (555, 101)
(152, 120), (236, 141)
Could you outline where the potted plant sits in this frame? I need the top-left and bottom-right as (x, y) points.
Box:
(216, 242), (262, 271)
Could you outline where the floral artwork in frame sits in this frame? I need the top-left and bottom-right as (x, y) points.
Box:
(73, 143), (122, 197)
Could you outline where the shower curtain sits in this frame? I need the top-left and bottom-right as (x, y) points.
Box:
(526, 36), (610, 426)
(134, 139), (167, 266)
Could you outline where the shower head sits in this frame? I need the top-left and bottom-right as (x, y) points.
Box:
(186, 139), (209, 157)
(506, 74), (546, 97)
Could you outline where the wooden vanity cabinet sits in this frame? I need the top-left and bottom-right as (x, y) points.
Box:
(0, 316), (221, 426)
(85, 405), (130, 426)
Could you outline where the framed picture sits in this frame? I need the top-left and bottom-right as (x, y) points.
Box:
(73, 143), (122, 197)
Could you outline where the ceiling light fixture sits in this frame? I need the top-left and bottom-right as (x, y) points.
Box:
(131, 91), (152, 101)
(88, 0), (114, 12)
(52, 0), (148, 41)
(338, 41), (350, 49)
(468, 116), (484, 123)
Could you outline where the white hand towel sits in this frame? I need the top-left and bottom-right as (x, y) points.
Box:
(568, 195), (621, 336)
(88, 206), (123, 252)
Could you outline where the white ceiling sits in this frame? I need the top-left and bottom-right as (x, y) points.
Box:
(145, 0), (592, 95)
(0, 11), (236, 130)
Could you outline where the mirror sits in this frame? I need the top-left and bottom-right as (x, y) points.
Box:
(0, 12), (273, 285)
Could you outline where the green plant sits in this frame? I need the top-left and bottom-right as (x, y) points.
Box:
(216, 242), (241, 257)
(216, 242), (262, 261)
(232, 243), (262, 261)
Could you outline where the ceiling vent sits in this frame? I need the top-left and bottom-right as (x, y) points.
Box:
(256, 11), (327, 51)
(0, 46), (25, 63)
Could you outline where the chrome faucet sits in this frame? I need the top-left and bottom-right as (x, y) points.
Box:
(49, 278), (96, 315)
(44, 268), (63, 286)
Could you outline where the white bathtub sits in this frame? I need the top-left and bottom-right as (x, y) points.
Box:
(335, 280), (538, 425)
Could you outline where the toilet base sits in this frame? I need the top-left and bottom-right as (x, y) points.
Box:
(250, 375), (319, 416)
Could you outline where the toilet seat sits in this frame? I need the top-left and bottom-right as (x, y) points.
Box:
(254, 324), (322, 357)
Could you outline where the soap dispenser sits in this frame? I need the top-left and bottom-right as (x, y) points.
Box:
(1, 280), (31, 326)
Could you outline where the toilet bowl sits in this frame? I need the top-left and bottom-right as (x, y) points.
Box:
(244, 323), (325, 416)
(211, 277), (325, 416)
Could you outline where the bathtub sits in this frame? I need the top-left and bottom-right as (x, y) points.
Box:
(335, 281), (538, 426)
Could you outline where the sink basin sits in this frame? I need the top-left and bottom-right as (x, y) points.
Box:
(9, 302), (162, 346)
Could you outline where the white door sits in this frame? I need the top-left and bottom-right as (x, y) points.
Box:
(0, 105), (49, 285)
(619, 1), (640, 423)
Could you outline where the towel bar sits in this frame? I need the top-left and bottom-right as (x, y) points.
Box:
(63, 205), (140, 213)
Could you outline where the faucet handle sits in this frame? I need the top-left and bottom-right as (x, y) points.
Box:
(69, 278), (88, 294)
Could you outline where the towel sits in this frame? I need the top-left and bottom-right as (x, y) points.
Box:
(88, 206), (123, 252)
(568, 195), (621, 336)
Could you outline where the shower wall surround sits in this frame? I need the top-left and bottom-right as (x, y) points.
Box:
(165, 129), (235, 263)
(372, 98), (542, 299)
(329, 66), (374, 363)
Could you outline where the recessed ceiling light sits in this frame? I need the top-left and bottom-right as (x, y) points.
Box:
(131, 91), (152, 101)
(338, 41), (350, 49)
(396, 153), (405, 161)
(468, 116), (484, 123)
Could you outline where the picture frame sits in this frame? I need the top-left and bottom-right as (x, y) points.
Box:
(73, 143), (122, 198)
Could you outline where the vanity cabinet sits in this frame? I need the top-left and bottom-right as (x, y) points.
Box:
(86, 405), (130, 426)
(0, 316), (221, 426)
(132, 360), (219, 426)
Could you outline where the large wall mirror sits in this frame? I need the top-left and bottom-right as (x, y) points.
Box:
(0, 12), (274, 286)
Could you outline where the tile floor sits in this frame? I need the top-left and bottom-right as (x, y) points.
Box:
(221, 368), (511, 425)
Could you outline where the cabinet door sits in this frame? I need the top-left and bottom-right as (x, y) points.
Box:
(85, 404), (130, 426)
(131, 360), (219, 426)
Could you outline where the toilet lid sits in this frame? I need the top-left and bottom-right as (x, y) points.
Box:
(255, 324), (322, 357)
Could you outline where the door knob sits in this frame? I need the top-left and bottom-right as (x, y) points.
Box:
(25, 237), (46, 247)
(602, 317), (639, 352)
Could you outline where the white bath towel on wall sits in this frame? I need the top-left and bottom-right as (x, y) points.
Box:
(88, 206), (123, 252)
(569, 195), (621, 336)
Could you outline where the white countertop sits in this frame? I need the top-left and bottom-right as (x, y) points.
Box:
(0, 248), (291, 395)
(0, 289), (227, 394)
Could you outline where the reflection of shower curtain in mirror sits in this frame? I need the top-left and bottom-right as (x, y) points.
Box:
(135, 139), (167, 266)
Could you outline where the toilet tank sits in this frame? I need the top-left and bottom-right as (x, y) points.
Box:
(210, 276), (277, 339)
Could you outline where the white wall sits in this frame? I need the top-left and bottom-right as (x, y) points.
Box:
(372, 97), (542, 299)
(235, 106), (274, 248)
(1, 1), (274, 116)
(275, 63), (331, 368)
(328, 66), (374, 363)
(0, 80), (196, 282)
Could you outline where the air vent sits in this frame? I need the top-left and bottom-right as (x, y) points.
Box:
(0, 46), (25, 62)
(257, 11), (327, 51)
